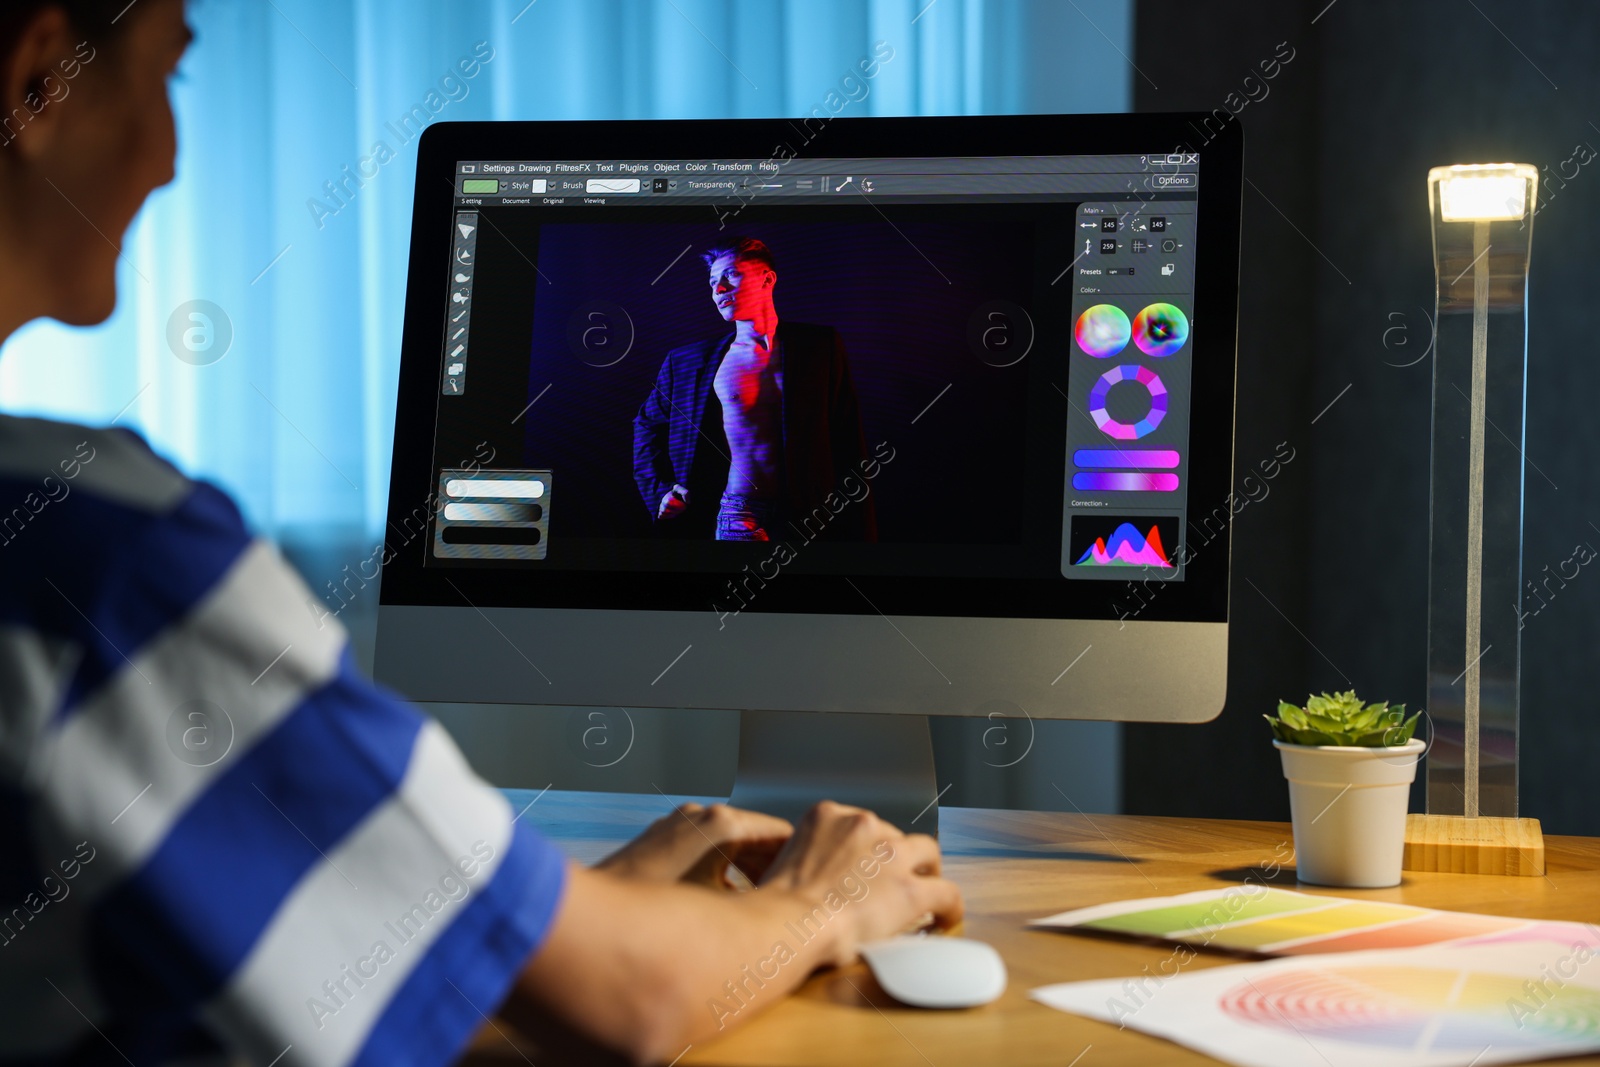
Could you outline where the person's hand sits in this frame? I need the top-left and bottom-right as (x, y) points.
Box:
(657, 484), (690, 520)
(595, 802), (793, 888)
(758, 801), (963, 967)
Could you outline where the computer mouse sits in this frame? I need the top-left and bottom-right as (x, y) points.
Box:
(858, 935), (1007, 1009)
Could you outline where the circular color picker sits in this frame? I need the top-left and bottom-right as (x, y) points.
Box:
(1133, 302), (1190, 357)
(1074, 303), (1132, 357)
(1088, 365), (1167, 440)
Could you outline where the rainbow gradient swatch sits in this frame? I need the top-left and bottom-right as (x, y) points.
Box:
(1087, 365), (1167, 440)
(1133, 302), (1190, 357)
(1072, 473), (1179, 492)
(1073, 449), (1181, 469)
(1074, 303), (1132, 357)
(1032, 886), (1600, 958)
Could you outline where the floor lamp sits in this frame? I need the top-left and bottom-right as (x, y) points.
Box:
(1406, 163), (1544, 876)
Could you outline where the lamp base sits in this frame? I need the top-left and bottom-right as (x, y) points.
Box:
(1402, 814), (1545, 876)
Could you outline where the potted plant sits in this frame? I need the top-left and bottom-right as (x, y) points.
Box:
(1266, 691), (1424, 888)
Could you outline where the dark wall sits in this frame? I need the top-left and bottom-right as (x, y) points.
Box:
(1125, 0), (1600, 835)
(1121, 0), (1319, 824)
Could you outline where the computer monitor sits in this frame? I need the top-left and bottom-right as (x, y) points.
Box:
(374, 114), (1243, 831)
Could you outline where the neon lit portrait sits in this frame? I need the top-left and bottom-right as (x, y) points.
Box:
(632, 236), (877, 542)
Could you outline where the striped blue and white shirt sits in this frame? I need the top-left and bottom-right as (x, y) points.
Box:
(0, 414), (569, 1066)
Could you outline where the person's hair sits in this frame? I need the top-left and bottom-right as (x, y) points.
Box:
(701, 236), (776, 274)
(0, 1), (134, 61)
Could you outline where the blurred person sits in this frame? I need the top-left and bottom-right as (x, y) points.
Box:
(0, 4), (957, 1064)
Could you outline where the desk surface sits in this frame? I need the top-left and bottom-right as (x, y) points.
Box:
(473, 790), (1600, 1066)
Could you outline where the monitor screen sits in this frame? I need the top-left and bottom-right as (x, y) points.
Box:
(381, 117), (1237, 634)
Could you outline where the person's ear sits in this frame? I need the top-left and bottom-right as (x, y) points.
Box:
(765, 268), (777, 290)
(0, 7), (79, 162)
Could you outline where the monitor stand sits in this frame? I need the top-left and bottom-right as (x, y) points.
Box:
(728, 709), (941, 836)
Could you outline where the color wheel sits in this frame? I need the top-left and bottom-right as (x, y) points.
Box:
(1220, 965), (1600, 1051)
(1087, 365), (1167, 440)
(1133, 302), (1190, 357)
(1074, 304), (1131, 357)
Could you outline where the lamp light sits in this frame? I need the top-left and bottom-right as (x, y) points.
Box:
(1434, 163), (1536, 221)
(1405, 162), (1545, 875)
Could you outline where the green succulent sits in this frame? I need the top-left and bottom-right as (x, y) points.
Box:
(1265, 690), (1421, 747)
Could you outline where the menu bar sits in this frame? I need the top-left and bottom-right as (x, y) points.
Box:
(451, 154), (1200, 205)
(457, 154), (1192, 176)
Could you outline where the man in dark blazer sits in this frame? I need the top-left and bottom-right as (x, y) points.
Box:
(633, 236), (877, 541)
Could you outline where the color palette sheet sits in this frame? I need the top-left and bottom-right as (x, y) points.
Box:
(1032, 886), (1600, 957)
(1032, 941), (1600, 1067)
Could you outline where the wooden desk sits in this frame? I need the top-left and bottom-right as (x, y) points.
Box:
(472, 790), (1600, 1066)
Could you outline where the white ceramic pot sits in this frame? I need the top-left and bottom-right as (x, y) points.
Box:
(1275, 738), (1425, 888)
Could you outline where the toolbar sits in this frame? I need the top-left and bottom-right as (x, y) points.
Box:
(451, 155), (1200, 204)
(440, 211), (477, 396)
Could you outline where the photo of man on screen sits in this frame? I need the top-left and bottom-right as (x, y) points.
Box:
(632, 236), (877, 542)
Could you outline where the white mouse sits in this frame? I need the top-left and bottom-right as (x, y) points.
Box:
(858, 935), (1007, 1009)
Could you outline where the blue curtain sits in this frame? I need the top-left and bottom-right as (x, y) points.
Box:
(0, 0), (1131, 545)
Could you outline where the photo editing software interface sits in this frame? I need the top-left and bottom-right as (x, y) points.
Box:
(425, 151), (1205, 608)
